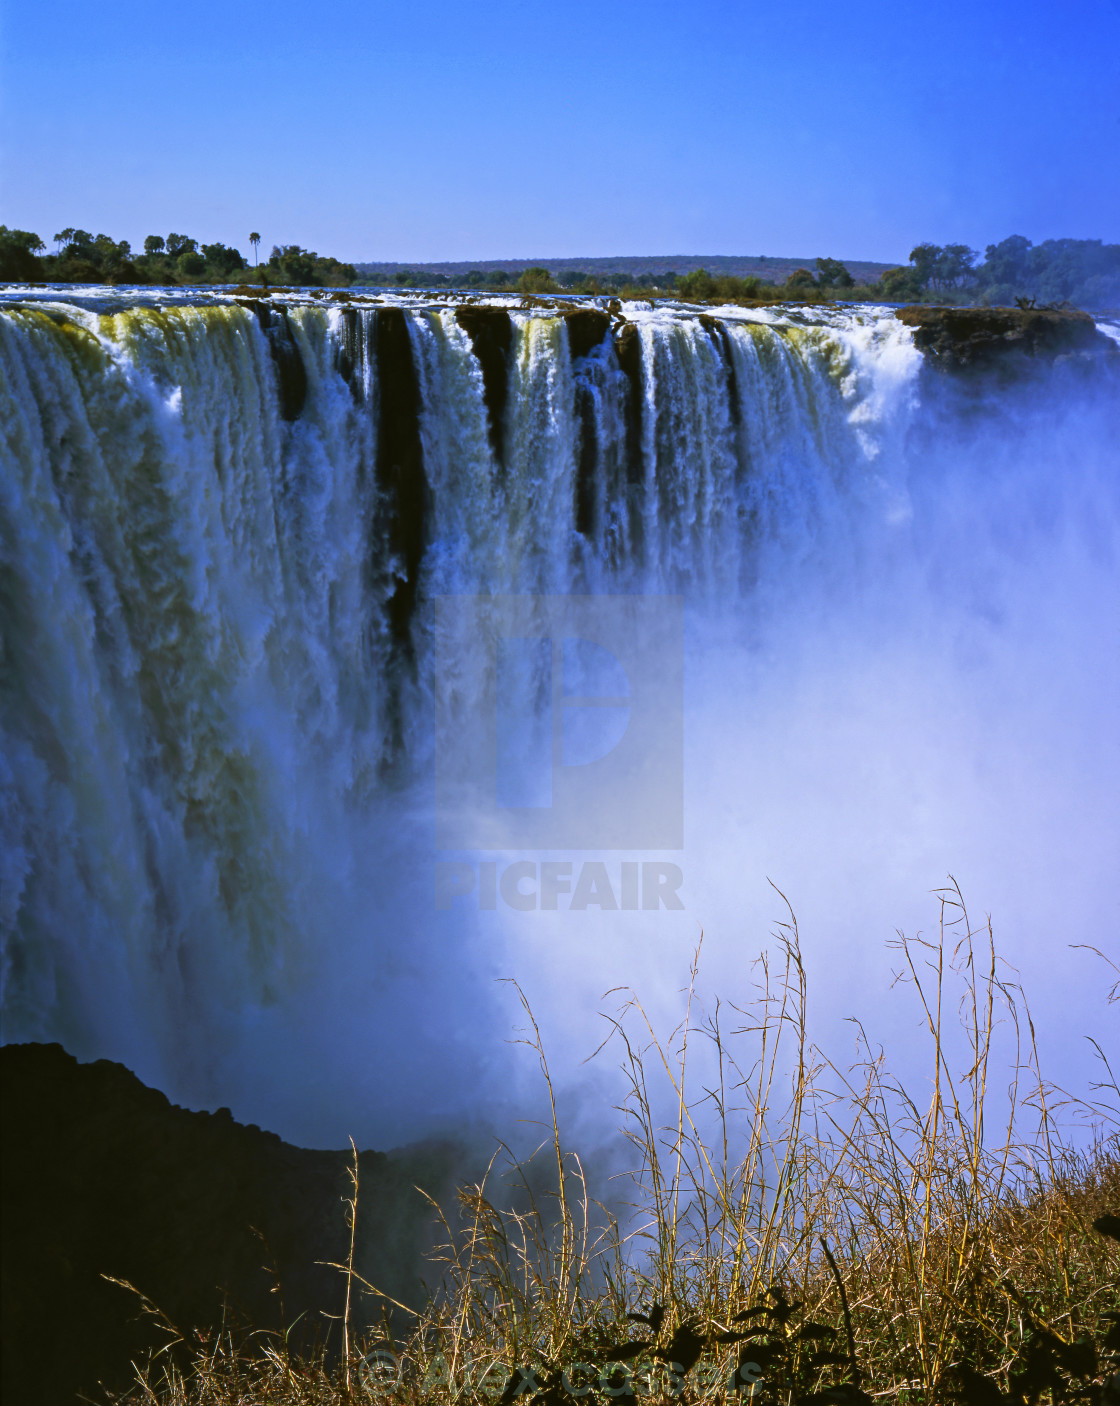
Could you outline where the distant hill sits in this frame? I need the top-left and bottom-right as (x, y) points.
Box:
(352, 253), (897, 284)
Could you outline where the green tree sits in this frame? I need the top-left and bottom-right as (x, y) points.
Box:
(0, 226), (46, 281)
(879, 265), (923, 300)
(201, 242), (245, 276)
(94, 235), (130, 265)
(979, 234), (1032, 291)
(517, 266), (556, 293)
(177, 250), (206, 278)
(677, 268), (717, 300)
(55, 229), (95, 257)
(166, 233), (197, 258)
(268, 244), (318, 284)
(785, 267), (817, 289)
(936, 243), (978, 288)
(908, 243), (941, 288)
(816, 256), (854, 288)
(144, 235), (165, 256)
(249, 232), (260, 266)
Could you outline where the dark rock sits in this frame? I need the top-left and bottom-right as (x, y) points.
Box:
(562, 308), (611, 361)
(895, 305), (1116, 371)
(455, 305), (513, 466)
(241, 301), (308, 418)
(1, 1043), (451, 1406)
(1094, 1212), (1120, 1243)
(698, 315), (741, 426)
(375, 307), (429, 657)
(565, 311), (614, 538)
(613, 321), (645, 486)
(333, 306), (370, 402)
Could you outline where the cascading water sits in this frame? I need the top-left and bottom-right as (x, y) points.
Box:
(1, 288), (1117, 1147)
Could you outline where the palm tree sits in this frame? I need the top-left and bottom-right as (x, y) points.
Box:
(249, 232), (261, 267)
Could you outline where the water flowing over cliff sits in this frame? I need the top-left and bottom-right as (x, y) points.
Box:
(1, 290), (1117, 1144)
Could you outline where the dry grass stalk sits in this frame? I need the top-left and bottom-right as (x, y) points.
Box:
(117, 885), (1119, 1405)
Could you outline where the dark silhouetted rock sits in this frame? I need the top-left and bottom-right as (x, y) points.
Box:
(1, 1043), (452, 1406)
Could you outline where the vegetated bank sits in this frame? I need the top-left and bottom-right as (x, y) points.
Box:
(0, 227), (357, 288)
(2, 225), (1118, 308)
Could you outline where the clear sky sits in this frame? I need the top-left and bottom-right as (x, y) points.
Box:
(2, 0), (1118, 265)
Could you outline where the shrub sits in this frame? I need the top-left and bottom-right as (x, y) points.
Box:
(518, 266), (556, 294)
(677, 268), (718, 300)
(879, 265), (924, 300)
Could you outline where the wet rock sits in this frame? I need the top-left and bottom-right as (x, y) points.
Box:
(375, 307), (429, 654)
(895, 305), (1116, 371)
(0, 1043), (453, 1406)
(613, 321), (644, 485)
(333, 306), (370, 401)
(455, 305), (513, 466)
(698, 315), (741, 425)
(562, 308), (611, 361)
(242, 301), (308, 418)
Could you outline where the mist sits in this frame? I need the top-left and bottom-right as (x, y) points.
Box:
(1, 292), (1116, 1159)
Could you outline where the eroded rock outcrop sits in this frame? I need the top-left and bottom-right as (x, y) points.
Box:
(896, 305), (1116, 371)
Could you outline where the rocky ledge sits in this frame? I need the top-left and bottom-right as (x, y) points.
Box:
(895, 305), (1117, 371)
(1, 1043), (457, 1406)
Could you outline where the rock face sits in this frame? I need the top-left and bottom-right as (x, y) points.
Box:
(0, 1043), (454, 1406)
(562, 308), (611, 361)
(895, 305), (1116, 370)
(455, 305), (514, 465)
(240, 300), (308, 418)
(375, 306), (429, 653)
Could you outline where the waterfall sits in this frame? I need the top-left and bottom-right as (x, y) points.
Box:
(1, 289), (1116, 1145)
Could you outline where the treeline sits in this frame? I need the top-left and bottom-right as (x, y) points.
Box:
(0, 227), (357, 287)
(881, 236), (1120, 308)
(2, 225), (1117, 308)
(375, 241), (1120, 309)
(386, 266), (682, 292)
(379, 260), (859, 298)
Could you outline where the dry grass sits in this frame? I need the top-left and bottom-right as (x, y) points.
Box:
(116, 883), (1119, 1405)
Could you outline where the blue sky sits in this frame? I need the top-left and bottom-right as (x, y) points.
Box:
(2, 0), (1118, 264)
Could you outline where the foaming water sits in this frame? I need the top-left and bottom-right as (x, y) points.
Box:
(1, 289), (1116, 1147)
